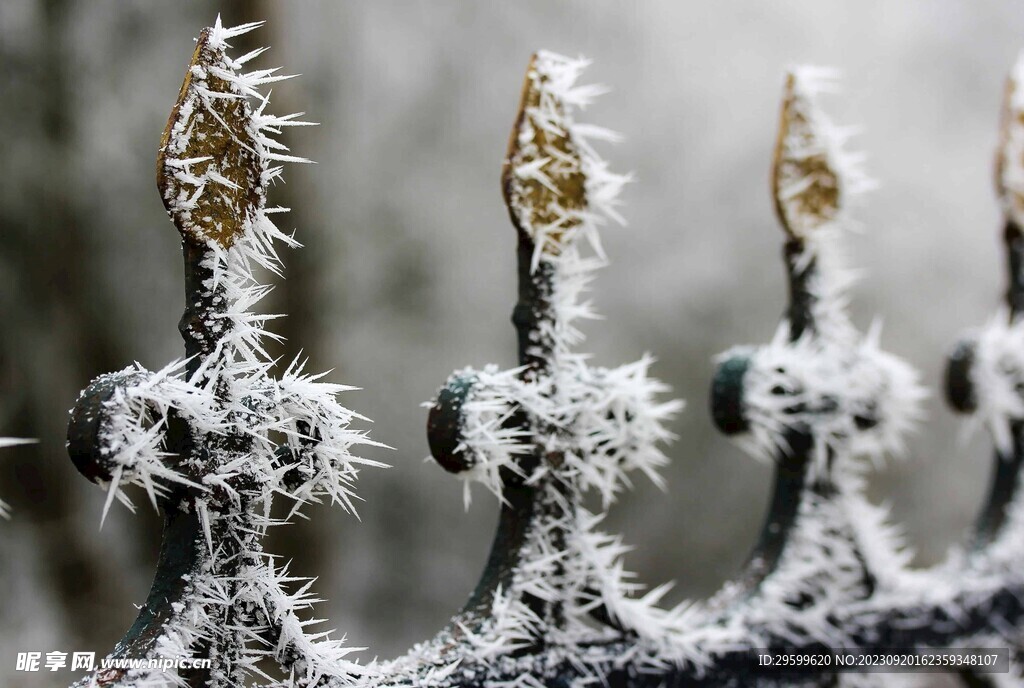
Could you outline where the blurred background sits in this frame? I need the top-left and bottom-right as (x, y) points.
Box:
(0, 1), (1019, 685)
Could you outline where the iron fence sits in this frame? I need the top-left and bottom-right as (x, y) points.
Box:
(46, 17), (1024, 688)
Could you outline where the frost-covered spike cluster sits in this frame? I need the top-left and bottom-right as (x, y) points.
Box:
(566, 356), (683, 507)
(438, 357), (682, 509)
(158, 17), (311, 250)
(422, 358), (685, 658)
(503, 51), (627, 256)
(768, 68), (876, 347)
(722, 323), (925, 474)
(0, 437), (35, 519)
(996, 52), (1024, 229)
(725, 67), (926, 475)
(67, 18), (381, 688)
(736, 489), (876, 638)
(698, 468), (920, 652)
(82, 364), (212, 520)
(956, 310), (1024, 456)
(684, 491), (919, 671)
(428, 366), (534, 509)
(941, 54), (1024, 579)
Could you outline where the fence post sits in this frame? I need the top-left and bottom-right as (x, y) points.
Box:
(423, 50), (683, 664)
(65, 19), (381, 687)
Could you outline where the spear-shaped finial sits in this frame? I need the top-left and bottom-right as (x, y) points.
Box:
(709, 68), (921, 619)
(159, 22), (264, 248)
(422, 51), (680, 673)
(66, 19), (373, 688)
(945, 52), (1024, 559)
(995, 53), (1024, 237)
(502, 53), (590, 258)
(157, 17), (307, 251)
(772, 68), (872, 242)
(502, 52), (625, 268)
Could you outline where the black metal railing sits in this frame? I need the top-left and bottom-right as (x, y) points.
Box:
(53, 19), (1024, 688)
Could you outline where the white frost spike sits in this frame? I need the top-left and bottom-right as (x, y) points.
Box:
(722, 324), (924, 475)
(960, 310), (1024, 456)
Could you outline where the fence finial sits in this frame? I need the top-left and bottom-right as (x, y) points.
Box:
(65, 19), (378, 688)
(421, 49), (684, 683)
(708, 67), (923, 632)
(157, 19), (294, 249)
(772, 67), (866, 241)
(502, 53), (590, 261)
(996, 52), (1024, 234)
(945, 51), (1024, 562)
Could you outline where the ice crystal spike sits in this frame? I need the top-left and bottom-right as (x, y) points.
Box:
(502, 52), (590, 257)
(157, 26), (264, 248)
(772, 69), (842, 239)
(996, 53), (1024, 231)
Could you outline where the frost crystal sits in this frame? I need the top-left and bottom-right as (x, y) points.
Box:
(958, 311), (1024, 457)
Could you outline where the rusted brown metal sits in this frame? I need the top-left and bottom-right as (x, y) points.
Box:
(772, 72), (841, 239)
(501, 54), (588, 254)
(156, 28), (262, 248)
(995, 70), (1023, 228)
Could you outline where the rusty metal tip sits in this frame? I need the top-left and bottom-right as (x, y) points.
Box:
(500, 54), (539, 215)
(157, 25), (264, 250)
(995, 59), (1024, 220)
(771, 69), (840, 241)
(502, 52), (587, 255)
